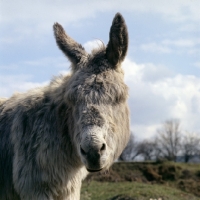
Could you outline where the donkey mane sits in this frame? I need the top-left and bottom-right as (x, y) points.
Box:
(0, 98), (7, 106)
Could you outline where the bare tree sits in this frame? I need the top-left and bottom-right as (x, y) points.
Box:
(181, 132), (200, 162)
(137, 140), (157, 161)
(156, 119), (182, 161)
(119, 132), (140, 161)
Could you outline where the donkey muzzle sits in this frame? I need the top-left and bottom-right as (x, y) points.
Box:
(80, 142), (107, 172)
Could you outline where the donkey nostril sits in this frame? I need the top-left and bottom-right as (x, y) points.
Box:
(100, 143), (106, 151)
(80, 147), (86, 155)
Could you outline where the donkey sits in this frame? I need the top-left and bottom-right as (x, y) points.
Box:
(0, 13), (130, 200)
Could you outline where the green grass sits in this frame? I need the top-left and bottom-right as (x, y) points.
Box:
(81, 162), (200, 200)
(81, 181), (199, 200)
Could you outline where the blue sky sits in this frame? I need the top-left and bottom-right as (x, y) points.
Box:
(0, 0), (200, 139)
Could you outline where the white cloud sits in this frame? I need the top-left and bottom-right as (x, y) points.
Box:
(162, 39), (200, 48)
(140, 43), (171, 54)
(178, 24), (199, 33)
(193, 62), (200, 69)
(0, 74), (48, 97)
(122, 58), (200, 138)
(83, 40), (104, 53)
(0, 56), (70, 97)
(122, 58), (174, 82)
(1, 0), (200, 24)
(1, 0), (200, 44)
(21, 56), (70, 69)
(132, 123), (161, 140)
(0, 56), (71, 95)
(140, 38), (200, 54)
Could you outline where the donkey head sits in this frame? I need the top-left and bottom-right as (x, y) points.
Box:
(54, 13), (130, 172)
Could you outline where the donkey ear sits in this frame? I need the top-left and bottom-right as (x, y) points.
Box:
(106, 13), (128, 67)
(53, 23), (88, 67)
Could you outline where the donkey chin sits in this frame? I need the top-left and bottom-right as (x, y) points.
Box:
(79, 126), (109, 172)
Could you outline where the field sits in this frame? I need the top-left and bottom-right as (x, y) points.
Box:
(81, 162), (200, 200)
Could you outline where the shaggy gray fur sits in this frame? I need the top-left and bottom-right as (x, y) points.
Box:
(0, 13), (130, 200)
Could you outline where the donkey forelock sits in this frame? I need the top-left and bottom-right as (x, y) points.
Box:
(0, 13), (130, 200)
